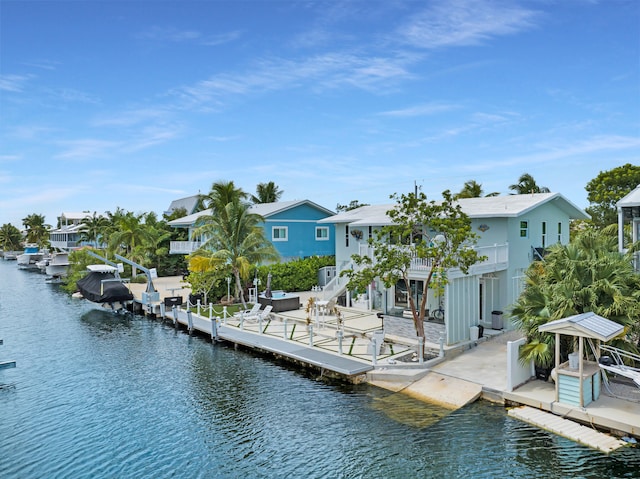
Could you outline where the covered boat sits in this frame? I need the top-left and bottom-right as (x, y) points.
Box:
(76, 265), (133, 304)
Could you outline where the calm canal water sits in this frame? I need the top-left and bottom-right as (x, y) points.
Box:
(0, 260), (638, 478)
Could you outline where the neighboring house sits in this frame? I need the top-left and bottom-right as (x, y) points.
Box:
(164, 194), (201, 217)
(49, 212), (93, 250)
(319, 193), (589, 345)
(617, 184), (640, 271)
(168, 199), (336, 261)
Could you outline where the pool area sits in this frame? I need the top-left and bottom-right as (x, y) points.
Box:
(258, 291), (301, 312)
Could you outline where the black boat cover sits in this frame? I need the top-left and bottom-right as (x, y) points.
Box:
(76, 272), (134, 303)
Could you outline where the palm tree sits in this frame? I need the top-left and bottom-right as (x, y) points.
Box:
(509, 173), (550, 195)
(22, 213), (50, 247)
(201, 180), (248, 213)
(80, 212), (109, 248)
(454, 180), (499, 199)
(511, 229), (640, 367)
(251, 181), (283, 204)
(108, 212), (152, 277)
(0, 223), (22, 251)
(191, 200), (279, 308)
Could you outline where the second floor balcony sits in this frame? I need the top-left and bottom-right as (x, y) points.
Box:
(170, 241), (202, 255)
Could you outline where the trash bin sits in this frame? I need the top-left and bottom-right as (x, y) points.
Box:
(491, 310), (503, 330)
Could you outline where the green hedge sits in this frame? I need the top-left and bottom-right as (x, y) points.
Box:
(255, 256), (335, 292)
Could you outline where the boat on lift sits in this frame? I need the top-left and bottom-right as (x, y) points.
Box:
(17, 244), (47, 270)
(76, 264), (134, 311)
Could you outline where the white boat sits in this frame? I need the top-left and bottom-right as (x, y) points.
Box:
(17, 244), (47, 269)
(45, 252), (70, 278)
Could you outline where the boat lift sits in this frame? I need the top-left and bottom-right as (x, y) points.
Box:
(84, 250), (159, 305)
(0, 339), (16, 371)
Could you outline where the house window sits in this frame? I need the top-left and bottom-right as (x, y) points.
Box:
(541, 221), (547, 248)
(345, 225), (349, 247)
(557, 222), (562, 243)
(519, 220), (529, 238)
(272, 226), (288, 242)
(315, 227), (329, 241)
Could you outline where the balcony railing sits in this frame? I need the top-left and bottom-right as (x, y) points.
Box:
(170, 241), (202, 255)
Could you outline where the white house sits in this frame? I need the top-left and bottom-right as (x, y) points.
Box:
(49, 212), (94, 250)
(319, 193), (589, 345)
(617, 184), (640, 271)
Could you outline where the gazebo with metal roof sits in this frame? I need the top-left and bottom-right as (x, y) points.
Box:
(539, 312), (624, 407)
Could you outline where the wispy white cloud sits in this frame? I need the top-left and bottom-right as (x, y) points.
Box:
(172, 51), (418, 110)
(379, 102), (460, 117)
(137, 26), (243, 46)
(398, 0), (539, 49)
(54, 139), (120, 160)
(93, 108), (171, 127)
(0, 74), (33, 92)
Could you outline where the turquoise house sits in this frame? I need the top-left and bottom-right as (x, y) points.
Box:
(168, 199), (336, 261)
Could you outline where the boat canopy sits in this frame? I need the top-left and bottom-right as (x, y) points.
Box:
(76, 272), (133, 303)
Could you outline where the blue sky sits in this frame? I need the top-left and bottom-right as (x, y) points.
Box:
(1, 0), (639, 228)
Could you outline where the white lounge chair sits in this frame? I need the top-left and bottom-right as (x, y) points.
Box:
(246, 304), (273, 322)
(234, 303), (261, 321)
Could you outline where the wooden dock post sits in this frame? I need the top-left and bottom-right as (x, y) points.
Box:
(159, 303), (166, 321)
(187, 311), (193, 334)
(337, 330), (343, 355)
(172, 306), (178, 326)
(283, 319), (288, 340)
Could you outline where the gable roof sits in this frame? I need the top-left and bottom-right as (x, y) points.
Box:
(168, 200), (335, 227)
(319, 193), (589, 226)
(617, 184), (640, 208)
(538, 312), (624, 342)
(165, 195), (200, 215)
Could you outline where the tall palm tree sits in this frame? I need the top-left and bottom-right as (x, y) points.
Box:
(80, 212), (109, 248)
(454, 180), (499, 199)
(512, 230), (640, 367)
(22, 213), (50, 247)
(509, 173), (550, 195)
(108, 212), (151, 277)
(201, 180), (248, 213)
(0, 223), (22, 251)
(251, 181), (283, 204)
(191, 201), (279, 308)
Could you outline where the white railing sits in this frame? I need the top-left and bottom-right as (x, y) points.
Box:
(170, 241), (202, 254)
(409, 243), (508, 272)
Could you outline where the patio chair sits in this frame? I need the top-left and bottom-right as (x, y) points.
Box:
(234, 303), (261, 321)
(246, 305), (273, 322)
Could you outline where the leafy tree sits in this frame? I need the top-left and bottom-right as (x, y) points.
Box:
(344, 190), (485, 350)
(251, 181), (283, 204)
(0, 223), (22, 251)
(454, 180), (499, 199)
(511, 229), (640, 367)
(22, 213), (50, 247)
(585, 163), (640, 228)
(107, 211), (152, 277)
(190, 200), (279, 308)
(336, 200), (369, 212)
(509, 173), (550, 195)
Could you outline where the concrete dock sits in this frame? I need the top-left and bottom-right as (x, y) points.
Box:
(128, 276), (640, 448)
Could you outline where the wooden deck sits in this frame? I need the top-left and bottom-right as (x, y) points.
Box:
(508, 406), (627, 453)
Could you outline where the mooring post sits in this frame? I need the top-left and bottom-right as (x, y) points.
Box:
(418, 337), (424, 364)
(197, 299), (201, 316)
(187, 311), (193, 333)
(209, 303), (213, 319)
(337, 330), (343, 355)
(283, 319), (288, 340)
(159, 303), (166, 321)
(258, 315), (263, 334)
(211, 317), (218, 341)
(223, 306), (228, 325)
(439, 335), (445, 358)
(308, 325), (313, 347)
(371, 338), (378, 365)
(172, 305), (177, 326)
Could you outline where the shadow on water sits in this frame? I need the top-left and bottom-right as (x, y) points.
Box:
(79, 308), (134, 333)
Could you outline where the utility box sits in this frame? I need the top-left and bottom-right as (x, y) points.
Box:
(491, 310), (504, 330)
(317, 266), (336, 287)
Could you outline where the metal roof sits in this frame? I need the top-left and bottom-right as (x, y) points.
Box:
(538, 312), (624, 342)
(617, 185), (640, 208)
